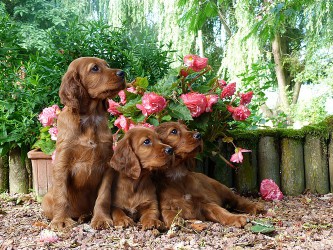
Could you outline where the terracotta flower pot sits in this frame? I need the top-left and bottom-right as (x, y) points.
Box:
(27, 149), (53, 196)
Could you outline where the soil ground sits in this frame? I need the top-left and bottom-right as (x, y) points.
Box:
(0, 192), (332, 249)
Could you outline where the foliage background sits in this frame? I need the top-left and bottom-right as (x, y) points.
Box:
(1, 0), (333, 158)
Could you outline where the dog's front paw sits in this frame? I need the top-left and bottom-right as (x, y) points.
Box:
(91, 215), (113, 229)
(227, 214), (248, 228)
(113, 215), (134, 228)
(50, 217), (76, 231)
(141, 218), (165, 230)
(246, 202), (266, 215)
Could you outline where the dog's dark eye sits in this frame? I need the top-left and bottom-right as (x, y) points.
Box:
(143, 139), (151, 145)
(91, 65), (99, 72)
(171, 129), (178, 135)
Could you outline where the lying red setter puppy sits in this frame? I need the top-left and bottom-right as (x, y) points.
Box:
(155, 122), (265, 228)
(42, 57), (125, 230)
(108, 127), (174, 230)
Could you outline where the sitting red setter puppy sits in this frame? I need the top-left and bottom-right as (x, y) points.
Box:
(42, 57), (125, 230)
(155, 122), (265, 228)
(108, 127), (174, 230)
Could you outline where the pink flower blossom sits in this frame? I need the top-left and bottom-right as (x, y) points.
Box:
(114, 115), (134, 132)
(240, 91), (253, 105)
(48, 127), (58, 141)
(107, 99), (122, 116)
(126, 86), (137, 94)
(230, 147), (252, 163)
(136, 92), (167, 116)
(227, 105), (251, 121)
(183, 54), (208, 72)
(118, 90), (126, 105)
(218, 79), (227, 88)
(39, 229), (59, 243)
(260, 179), (284, 201)
(38, 105), (60, 127)
(180, 68), (189, 77)
(205, 94), (219, 112)
(180, 92), (208, 117)
(221, 82), (236, 98)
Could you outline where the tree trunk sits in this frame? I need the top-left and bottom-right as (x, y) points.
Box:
(9, 147), (29, 194)
(272, 33), (290, 112)
(328, 133), (333, 193)
(197, 30), (204, 57)
(292, 80), (302, 105)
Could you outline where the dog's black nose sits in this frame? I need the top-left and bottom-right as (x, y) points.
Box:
(116, 70), (125, 78)
(164, 146), (173, 155)
(193, 132), (201, 140)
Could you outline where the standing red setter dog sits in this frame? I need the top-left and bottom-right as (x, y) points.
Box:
(155, 122), (265, 228)
(107, 127), (173, 230)
(42, 57), (125, 230)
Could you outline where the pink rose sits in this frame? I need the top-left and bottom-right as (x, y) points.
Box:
(230, 147), (251, 163)
(38, 105), (60, 127)
(218, 79), (227, 88)
(260, 179), (284, 201)
(48, 127), (58, 141)
(114, 115), (134, 132)
(180, 92), (208, 117)
(205, 94), (219, 112)
(107, 99), (122, 116)
(227, 105), (251, 121)
(183, 54), (208, 72)
(221, 82), (236, 98)
(136, 92), (167, 116)
(240, 91), (253, 105)
(118, 90), (126, 105)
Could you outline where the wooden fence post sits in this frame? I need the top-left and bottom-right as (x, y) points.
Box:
(304, 135), (330, 194)
(0, 155), (9, 192)
(9, 147), (29, 194)
(258, 136), (280, 186)
(233, 139), (258, 195)
(281, 138), (305, 196)
(212, 141), (233, 188)
(329, 133), (333, 193)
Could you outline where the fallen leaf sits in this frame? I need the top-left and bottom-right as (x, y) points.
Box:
(250, 220), (275, 234)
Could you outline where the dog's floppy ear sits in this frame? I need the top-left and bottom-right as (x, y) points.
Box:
(59, 69), (88, 111)
(110, 136), (141, 179)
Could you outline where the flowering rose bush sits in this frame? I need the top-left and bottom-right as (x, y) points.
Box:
(32, 105), (60, 155)
(108, 54), (254, 164)
(34, 54), (254, 164)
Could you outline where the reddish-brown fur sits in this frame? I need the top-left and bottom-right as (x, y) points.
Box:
(109, 127), (174, 230)
(155, 122), (265, 228)
(41, 57), (125, 230)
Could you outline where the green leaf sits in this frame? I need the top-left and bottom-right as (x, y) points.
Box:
(250, 221), (275, 234)
(134, 77), (149, 89)
(167, 101), (193, 121)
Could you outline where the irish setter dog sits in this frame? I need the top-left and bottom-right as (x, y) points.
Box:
(105, 127), (173, 230)
(154, 122), (265, 228)
(41, 57), (125, 230)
